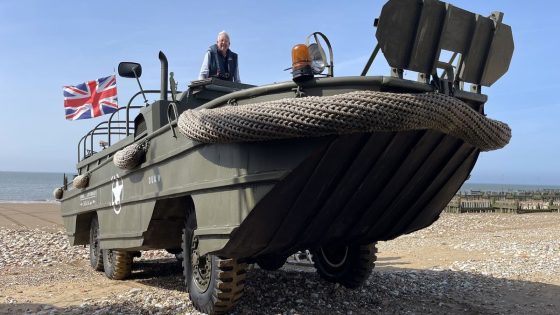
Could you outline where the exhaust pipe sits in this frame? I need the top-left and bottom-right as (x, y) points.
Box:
(159, 51), (168, 101)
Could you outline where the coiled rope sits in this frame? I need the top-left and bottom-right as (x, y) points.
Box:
(177, 91), (511, 151)
(53, 187), (63, 200)
(113, 140), (149, 170)
(73, 173), (90, 189)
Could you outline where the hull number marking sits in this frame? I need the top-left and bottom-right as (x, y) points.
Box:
(148, 174), (161, 185)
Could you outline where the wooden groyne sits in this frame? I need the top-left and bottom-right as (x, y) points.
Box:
(445, 190), (560, 213)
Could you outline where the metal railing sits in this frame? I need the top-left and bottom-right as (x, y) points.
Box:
(77, 90), (182, 162)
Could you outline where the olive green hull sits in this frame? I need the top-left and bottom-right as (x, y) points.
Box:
(60, 76), (484, 258)
(60, 129), (324, 255)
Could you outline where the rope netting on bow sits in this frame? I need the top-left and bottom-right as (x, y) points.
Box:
(177, 91), (511, 152)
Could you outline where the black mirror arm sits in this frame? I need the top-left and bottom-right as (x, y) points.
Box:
(132, 66), (149, 106)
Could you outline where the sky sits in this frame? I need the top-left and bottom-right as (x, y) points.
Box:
(0, 0), (558, 185)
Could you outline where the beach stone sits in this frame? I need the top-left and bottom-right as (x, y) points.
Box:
(1, 212), (560, 314)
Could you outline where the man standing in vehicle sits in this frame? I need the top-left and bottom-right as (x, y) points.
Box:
(199, 31), (240, 83)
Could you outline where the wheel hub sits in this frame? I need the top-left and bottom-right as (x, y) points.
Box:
(190, 237), (211, 292)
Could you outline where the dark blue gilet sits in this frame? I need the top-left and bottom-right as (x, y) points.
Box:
(208, 44), (238, 81)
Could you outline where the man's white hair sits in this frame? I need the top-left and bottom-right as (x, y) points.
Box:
(217, 31), (230, 42)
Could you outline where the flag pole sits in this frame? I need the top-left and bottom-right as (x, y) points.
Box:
(114, 67), (121, 142)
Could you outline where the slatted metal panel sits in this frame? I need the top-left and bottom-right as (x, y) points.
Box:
(218, 130), (479, 259)
(375, 0), (513, 86)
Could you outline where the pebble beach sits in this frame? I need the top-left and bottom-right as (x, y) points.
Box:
(0, 203), (559, 314)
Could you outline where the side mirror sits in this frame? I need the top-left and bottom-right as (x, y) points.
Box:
(118, 62), (142, 78)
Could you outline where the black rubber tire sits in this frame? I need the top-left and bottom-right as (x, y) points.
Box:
(182, 213), (247, 314)
(312, 242), (377, 289)
(102, 249), (133, 280)
(255, 254), (287, 271)
(89, 216), (103, 271)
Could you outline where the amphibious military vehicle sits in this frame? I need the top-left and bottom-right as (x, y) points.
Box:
(57, 0), (514, 313)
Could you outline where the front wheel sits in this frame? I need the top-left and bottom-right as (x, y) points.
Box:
(182, 213), (247, 314)
(312, 242), (377, 288)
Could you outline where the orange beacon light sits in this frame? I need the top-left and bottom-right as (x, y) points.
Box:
(291, 44), (314, 82)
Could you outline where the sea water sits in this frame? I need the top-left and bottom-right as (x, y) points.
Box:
(1, 171), (559, 202)
(460, 182), (560, 193)
(0, 171), (67, 202)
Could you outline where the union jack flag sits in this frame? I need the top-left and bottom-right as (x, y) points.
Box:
(63, 75), (118, 120)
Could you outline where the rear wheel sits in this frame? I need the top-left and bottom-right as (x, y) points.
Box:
(182, 213), (247, 314)
(103, 249), (133, 280)
(312, 242), (377, 288)
(89, 216), (103, 271)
